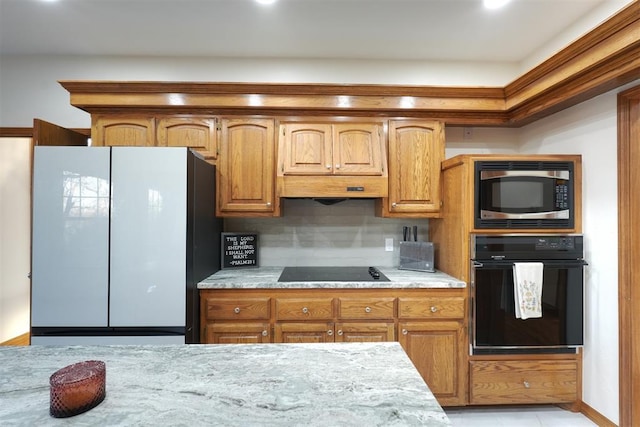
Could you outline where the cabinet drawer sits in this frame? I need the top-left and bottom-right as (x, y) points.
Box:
(275, 298), (334, 320)
(204, 297), (270, 320)
(338, 297), (395, 319)
(398, 297), (464, 319)
(204, 322), (271, 344)
(470, 360), (578, 405)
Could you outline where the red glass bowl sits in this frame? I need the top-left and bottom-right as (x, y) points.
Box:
(49, 360), (106, 418)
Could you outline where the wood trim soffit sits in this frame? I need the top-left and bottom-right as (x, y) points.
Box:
(59, 2), (640, 127)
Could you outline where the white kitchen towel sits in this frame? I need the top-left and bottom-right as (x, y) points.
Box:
(513, 262), (544, 320)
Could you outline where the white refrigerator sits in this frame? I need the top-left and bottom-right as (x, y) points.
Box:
(31, 147), (221, 345)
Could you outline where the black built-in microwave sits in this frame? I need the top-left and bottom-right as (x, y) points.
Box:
(475, 160), (575, 229)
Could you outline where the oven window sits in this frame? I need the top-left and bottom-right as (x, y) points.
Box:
(474, 265), (583, 348)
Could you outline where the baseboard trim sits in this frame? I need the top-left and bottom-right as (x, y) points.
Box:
(580, 401), (617, 427)
(0, 332), (30, 346)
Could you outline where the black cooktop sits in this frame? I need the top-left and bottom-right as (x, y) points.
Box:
(278, 266), (390, 282)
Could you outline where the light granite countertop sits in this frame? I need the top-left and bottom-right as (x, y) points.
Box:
(0, 342), (450, 426)
(198, 267), (466, 289)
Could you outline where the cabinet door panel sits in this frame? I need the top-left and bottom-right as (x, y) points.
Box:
(218, 118), (275, 214)
(335, 322), (395, 342)
(398, 320), (466, 406)
(280, 124), (332, 175)
(157, 117), (217, 159)
(92, 117), (155, 147)
(275, 322), (334, 343)
(205, 322), (271, 344)
(387, 121), (444, 214)
(333, 123), (384, 175)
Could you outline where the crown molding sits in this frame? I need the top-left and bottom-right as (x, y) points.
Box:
(60, 2), (640, 127)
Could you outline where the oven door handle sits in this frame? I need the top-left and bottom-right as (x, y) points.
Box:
(472, 259), (587, 268)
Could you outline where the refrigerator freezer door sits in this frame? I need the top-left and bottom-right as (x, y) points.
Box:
(31, 147), (111, 327)
(31, 335), (185, 345)
(109, 148), (187, 327)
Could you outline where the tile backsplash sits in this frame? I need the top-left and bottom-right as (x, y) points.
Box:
(224, 198), (429, 267)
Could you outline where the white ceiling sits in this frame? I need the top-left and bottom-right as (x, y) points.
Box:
(0, 0), (624, 63)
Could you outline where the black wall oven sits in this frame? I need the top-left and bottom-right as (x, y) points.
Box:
(471, 234), (586, 355)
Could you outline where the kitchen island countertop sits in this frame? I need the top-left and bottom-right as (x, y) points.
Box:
(0, 342), (450, 426)
(198, 266), (465, 289)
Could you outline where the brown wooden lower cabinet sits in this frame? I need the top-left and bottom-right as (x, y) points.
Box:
(200, 288), (468, 406)
(469, 355), (581, 405)
(398, 320), (466, 406)
(275, 322), (334, 343)
(204, 322), (272, 344)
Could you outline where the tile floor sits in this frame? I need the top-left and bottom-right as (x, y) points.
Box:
(444, 405), (598, 426)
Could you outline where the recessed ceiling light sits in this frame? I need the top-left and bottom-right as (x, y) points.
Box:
(255, 0), (278, 5)
(483, 0), (511, 9)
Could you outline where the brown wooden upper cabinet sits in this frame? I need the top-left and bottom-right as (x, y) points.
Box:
(92, 116), (156, 147)
(92, 115), (218, 161)
(156, 117), (217, 160)
(377, 120), (444, 218)
(279, 122), (385, 176)
(217, 118), (278, 216)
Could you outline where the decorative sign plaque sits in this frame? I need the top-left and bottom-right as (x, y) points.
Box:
(221, 233), (258, 269)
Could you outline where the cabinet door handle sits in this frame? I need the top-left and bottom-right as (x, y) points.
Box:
(402, 329), (408, 335)
(302, 307), (309, 314)
(391, 203), (397, 208)
(430, 306), (438, 313)
(523, 381), (530, 389)
(326, 164), (332, 169)
(266, 202), (271, 207)
(262, 330), (268, 337)
(337, 330), (343, 336)
(327, 329), (334, 336)
(365, 306), (372, 313)
(234, 307), (241, 314)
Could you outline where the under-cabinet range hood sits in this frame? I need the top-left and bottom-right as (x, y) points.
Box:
(278, 175), (389, 199)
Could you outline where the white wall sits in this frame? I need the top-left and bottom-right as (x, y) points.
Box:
(444, 83), (640, 424)
(0, 138), (32, 343)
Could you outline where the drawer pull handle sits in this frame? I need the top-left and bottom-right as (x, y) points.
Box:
(262, 330), (268, 337)
(327, 329), (333, 336)
(402, 329), (408, 335)
(523, 381), (530, 389)
(430, 306), (438, 313)
(302, 307), (309, 314)
(234, 307), (241, 314)
(337, 330), (343, 336)
(365, 306), (372, 313)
